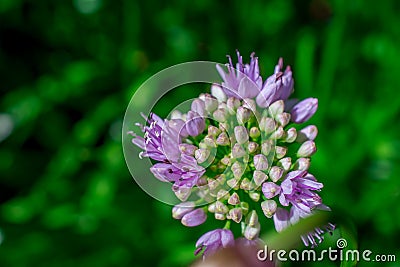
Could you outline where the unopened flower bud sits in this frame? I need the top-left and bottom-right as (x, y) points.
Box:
(244, 223), (261, 240)
(204, 94), (218, 113)
(278, 157), (292, 171)
(249, 191), (260, 202)
(254, 154), (269, 171)
(172, 202), (195, 219)
(260, 117), (276, 134)
(253, 170), (267, 186)
(191, 99), (206, 116)
(217, 189), (229, 201)
(262, 182), (281, 199)
(269, 100), (284, 117)
(208, 125), (221, 137)
(208, 203), (216, 213)
(236, 106), (252, 124)
(186, 111), (205, 137)
(219, 122), (229, 132)
(195, 148), (210, 164)
(246, 210), (259, 227)
(216, 174), (226, 185)
(203, 135), (216, 147)
(270, 126), (285, 139)
(291, 98), (318, 123)
(276, 112), (291, 127)
(249, 127), (260, 138)
(284, 127), (297, 143)
(228, 192), (240, 205)
(213, 108), (228, 122)
(232, 143), (247, 158)
(261, 200), (277, 218)
(215, 213), (226, 221)
(220, 156), (231, 166)
(229, 208), (243, 223)
(174, 187), (191, 201)
(240, 178), (253, 191)
(247, 142), (259, 154)
(296, 125), (318, 142)
(261, 140), (273, 155)
(181, 208), (207, 227)
(211, 83), (227, 102)
(242, 98), (257, 112)
(170, 110), (184, 120)
(227, 177), (240, 190)
(234, 126), (249, 145)
(216, 132), (230, 146)
(297, 140), (316, 157)
(294, 157), (310, 171)
(275, 146), (287, 159)
(179, 144), (198, 156)
(240, 202), (249, 215)
(227, 97), (241, 114)
(196, 175), (208, 187)
(231, 161), (244, 179)
(215, 201), (229, 214)
(269, 166), (283, 182)
(208, 178), (219, 191)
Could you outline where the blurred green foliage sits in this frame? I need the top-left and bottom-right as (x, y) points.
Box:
(1, 0), (400, 266)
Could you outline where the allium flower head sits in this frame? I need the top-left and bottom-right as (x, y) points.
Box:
(129, 51), (334, 259)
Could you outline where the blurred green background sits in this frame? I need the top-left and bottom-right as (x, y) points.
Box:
(0, 0), (399, 266)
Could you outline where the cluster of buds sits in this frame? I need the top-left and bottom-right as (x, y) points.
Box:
(130, 51), (334, 258)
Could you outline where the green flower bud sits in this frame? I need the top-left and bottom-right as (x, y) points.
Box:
(249, 191), (260, 202)
(249, 127), (261, 138)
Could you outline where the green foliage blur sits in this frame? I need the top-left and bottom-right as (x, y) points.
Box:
(1, 0), (399, 266)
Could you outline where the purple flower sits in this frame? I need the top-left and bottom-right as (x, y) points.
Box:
(181, 208), (207, 227)
(256, 58), (294, 108)
(301, 223), (336, 248)
(151, 154), (205, 189)
(129, 113), (166, 161)
(216, 51), (262, 99)
(278, 171), (323, 214)
(262, 182), (281, 199)
(172, 202), (195, 219)
(291, 98), (318, 123)
(273, 207), (335, 248)
(195, 229), (235, 257)
(185, 111), (206, 137)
